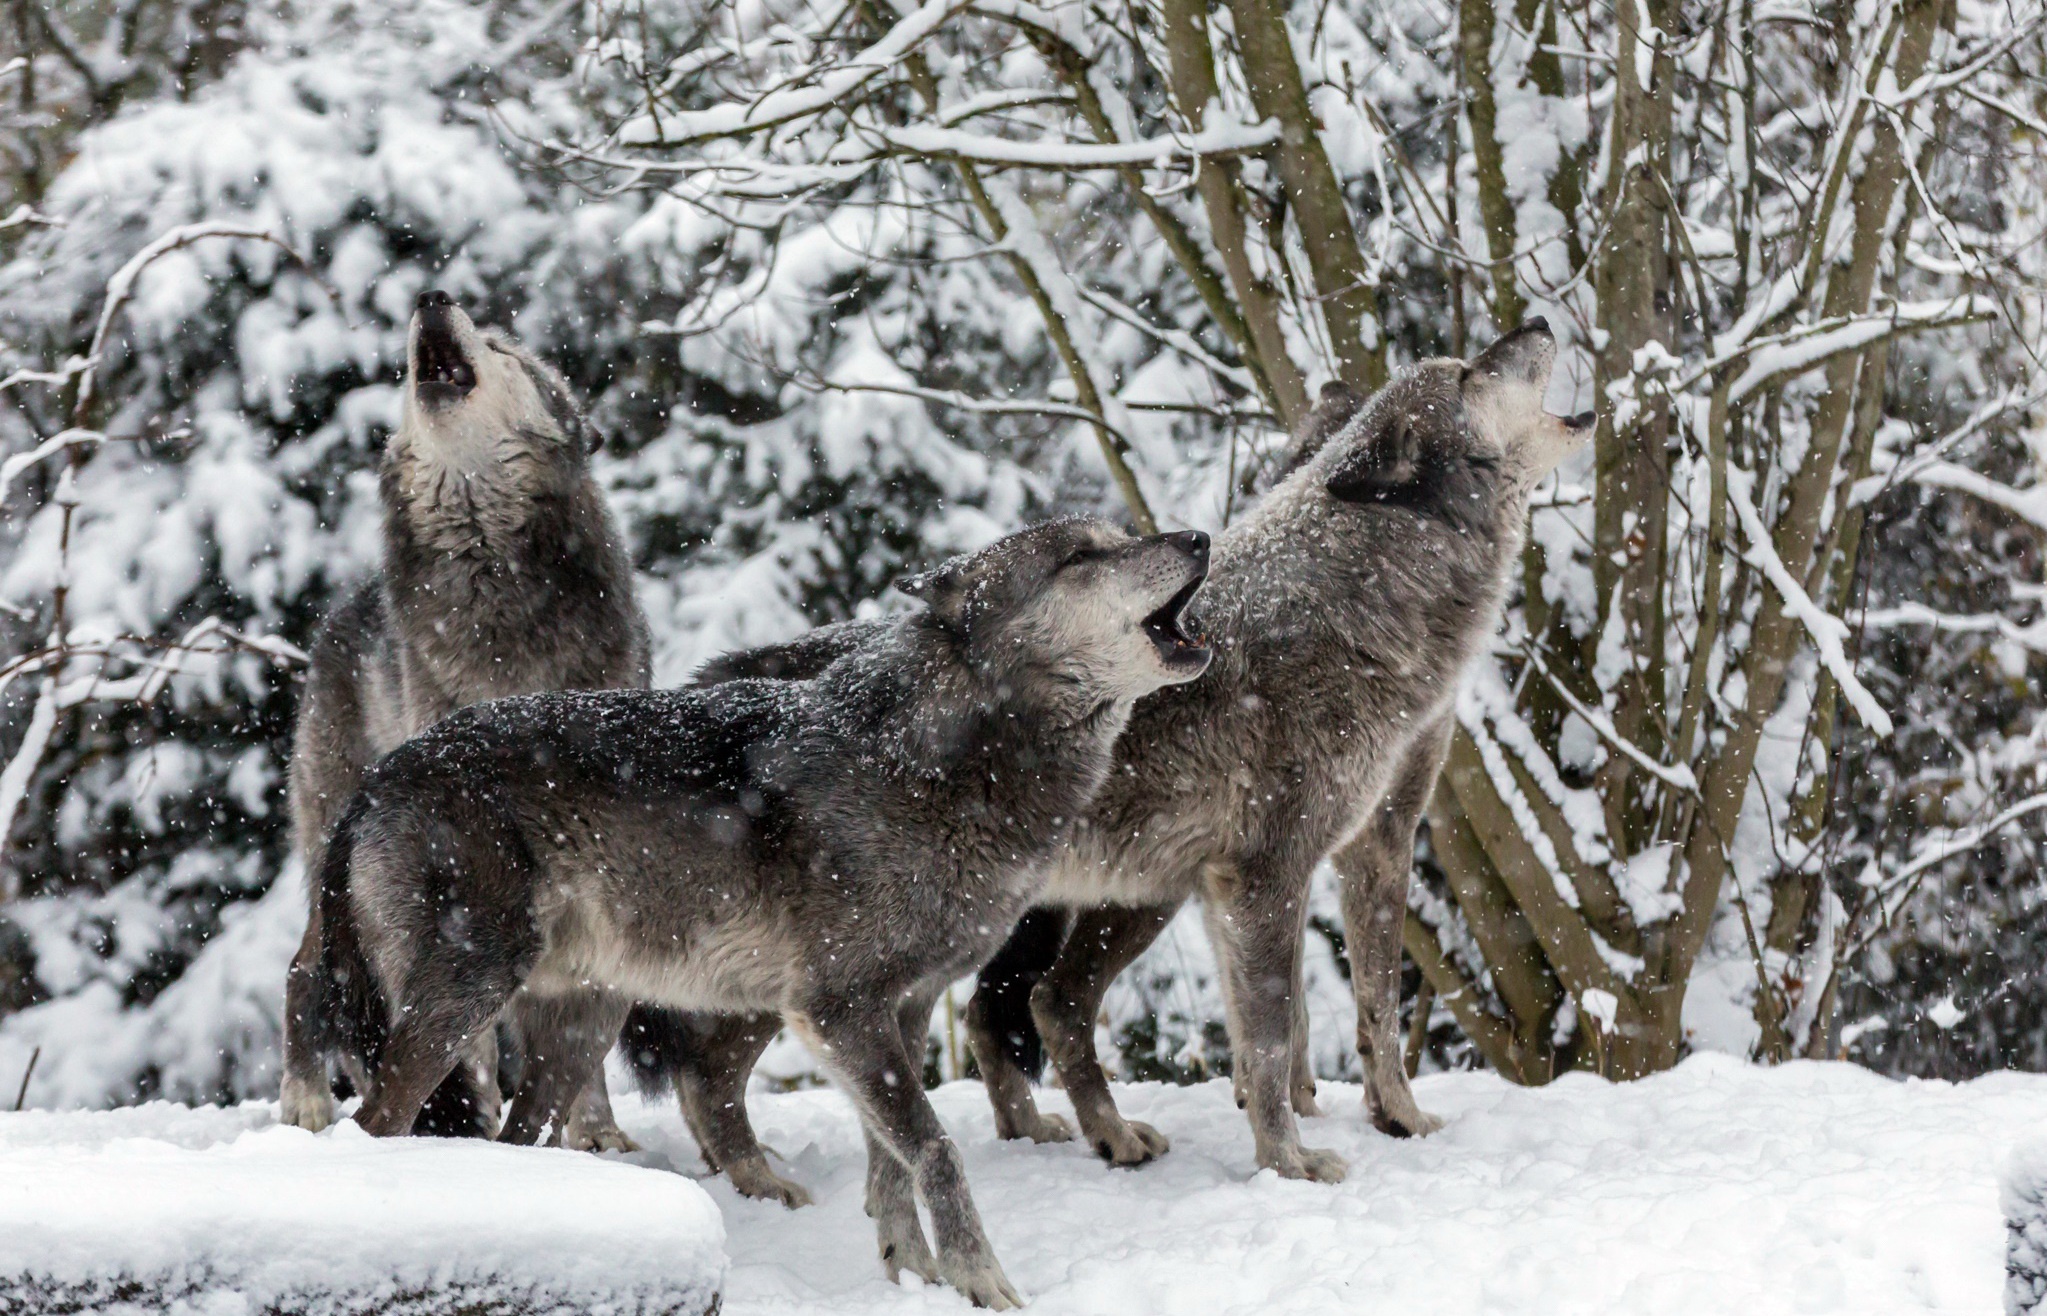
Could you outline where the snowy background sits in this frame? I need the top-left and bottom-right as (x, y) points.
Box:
(0, 0), (2044, 1116)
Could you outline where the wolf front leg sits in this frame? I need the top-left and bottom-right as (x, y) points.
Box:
(799, 1002), (1021, 1310)
(1203, 859), (1347, 1183)
(1332, 718), (1450, 1139)
(1028, 902), (1178, 1166)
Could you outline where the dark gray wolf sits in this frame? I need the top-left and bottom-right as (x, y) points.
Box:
(279, 290), (650, 1145)
(643, 321), (1591, 1188)
(317, 518), (1211, 1308)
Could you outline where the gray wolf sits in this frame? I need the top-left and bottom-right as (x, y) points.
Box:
(279, 290), (650, 1144)
(316, 518), (1211, 1308)
(646, 321), (1591, 1188)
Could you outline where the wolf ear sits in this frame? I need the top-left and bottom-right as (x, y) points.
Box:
(1325, 416), (1421, 502)
(1274, 381), (1366, 483)
(896, 558), (970, 623)
(1463, 318), (1557, 392)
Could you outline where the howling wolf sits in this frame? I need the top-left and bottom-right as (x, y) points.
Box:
(315, 518), (1210, 1308)
(639, 321), (1592, 1191)
(278, 290), (650, 1144)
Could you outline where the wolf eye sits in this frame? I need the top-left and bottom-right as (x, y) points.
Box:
(1060, 548), (1104, 570)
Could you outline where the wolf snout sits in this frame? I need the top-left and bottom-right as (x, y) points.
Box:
(410, 290), (477, 406)
(1164, 529), (1209, 563)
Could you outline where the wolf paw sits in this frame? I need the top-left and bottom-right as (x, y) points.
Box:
(278, 1076), (335, 1133)
(877, 1218), (940, 1286)
(1266, 1143), (1348, 1183)
(560, 1120), (640, 1154)
(943, 1256), (1023, 1310)
(728, 1157), (814, 1209)
(1369, 1101), (1445, 1139)
(1088, 1117), (1170, 1167)
(997, 1110), (1074, 1145)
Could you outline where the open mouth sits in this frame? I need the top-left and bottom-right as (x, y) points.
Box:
(412, 313), (476, 409)
(1142, 571), (1210, 670)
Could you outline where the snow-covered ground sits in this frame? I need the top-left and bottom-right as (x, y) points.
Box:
(626, 1055), (2036, 1315)
(6, 1055), (2041, 1314)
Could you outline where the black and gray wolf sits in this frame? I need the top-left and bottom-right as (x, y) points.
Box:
(279, 289), (651, 1145)
(642, 321), (1592, 1190)
(316, 517), (1212, 1308)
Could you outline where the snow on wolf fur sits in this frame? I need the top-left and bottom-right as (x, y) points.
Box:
(0, 1103), (724, 1316)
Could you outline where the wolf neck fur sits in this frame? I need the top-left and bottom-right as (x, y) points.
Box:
(820, 620), (1127, 831)
(384, 428), (560, 557)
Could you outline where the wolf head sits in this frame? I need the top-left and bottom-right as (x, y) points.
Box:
(1308, 319), (1594, 530)
(399, 289), (596, 464)
(900, 518), (1212, 706)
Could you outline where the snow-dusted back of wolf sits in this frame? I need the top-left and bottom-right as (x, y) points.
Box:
(315, 517), (1210, 1309)
(279, 290), (650, 1142)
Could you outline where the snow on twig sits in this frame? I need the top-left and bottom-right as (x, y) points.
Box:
(1727, 469), (1894, 737)
(862, 119), (1280, 169)
(0, 681), (57, 895)
(613, 0), (973, 147)
(982, 176), (1139, 446)
(1888, 461), (2047, 533)
(1848, 386), (2047, 507)
(74, 224), (313, 428)
(1523, 648), (1699, 792)
(0, 429), (103, 504)
(1717, 298), (1994, 402)
(1862, 792), (2047, 940)
(1857, 603), (2047, 653)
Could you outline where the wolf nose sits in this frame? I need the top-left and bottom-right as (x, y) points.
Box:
(416, 289), (454, 312)
(1519, 315), (1550, 335)
(1166, 529), (1209, 561)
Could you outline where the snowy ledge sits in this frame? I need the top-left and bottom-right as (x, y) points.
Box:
(0, 1104), (725, 1316)
(2007, 1142), (2047, 1313)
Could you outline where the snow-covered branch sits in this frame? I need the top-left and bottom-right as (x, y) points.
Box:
(612, 0), (972, 147)
(1727, 471), (1894, 737)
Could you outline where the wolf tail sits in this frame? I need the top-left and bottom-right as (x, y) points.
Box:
(619, 1005), (696, 1098)
(971, 908), (1069, 1079)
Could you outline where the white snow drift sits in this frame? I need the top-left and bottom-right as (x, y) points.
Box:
(0, 1101), (725, 1316)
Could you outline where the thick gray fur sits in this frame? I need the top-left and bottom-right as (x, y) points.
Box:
(318, 519), (1211, 1309)
(657, 323), (1593, 1190)
(279, 291), (651, 1145)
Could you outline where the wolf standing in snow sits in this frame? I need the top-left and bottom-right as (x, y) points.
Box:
(316, 517), (1211, 1308)
(652, 321), (1592, 1189)
(278, 290), (650, 1144)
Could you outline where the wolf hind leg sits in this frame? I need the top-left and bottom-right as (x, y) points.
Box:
(801, 1003), (1020, 1310)
(965, 909), (1074, 1145)
(280, 907), (337, 1132)
(351, 819), (536, 1139)
(561, 1072), (638, 1154)
(412, 1029), (501, 1139)
(358, 986), (515, 1138)
(1334, 718), (1451, 1139)
(1031, 902), (1177, 1167)
(500, 989), (629, 1147)
(674, 1012), (809, 1206)
(1203, 862), (1347, 1183)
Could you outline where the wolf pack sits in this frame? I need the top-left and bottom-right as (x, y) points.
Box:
(277, 288), (1596, 1307)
